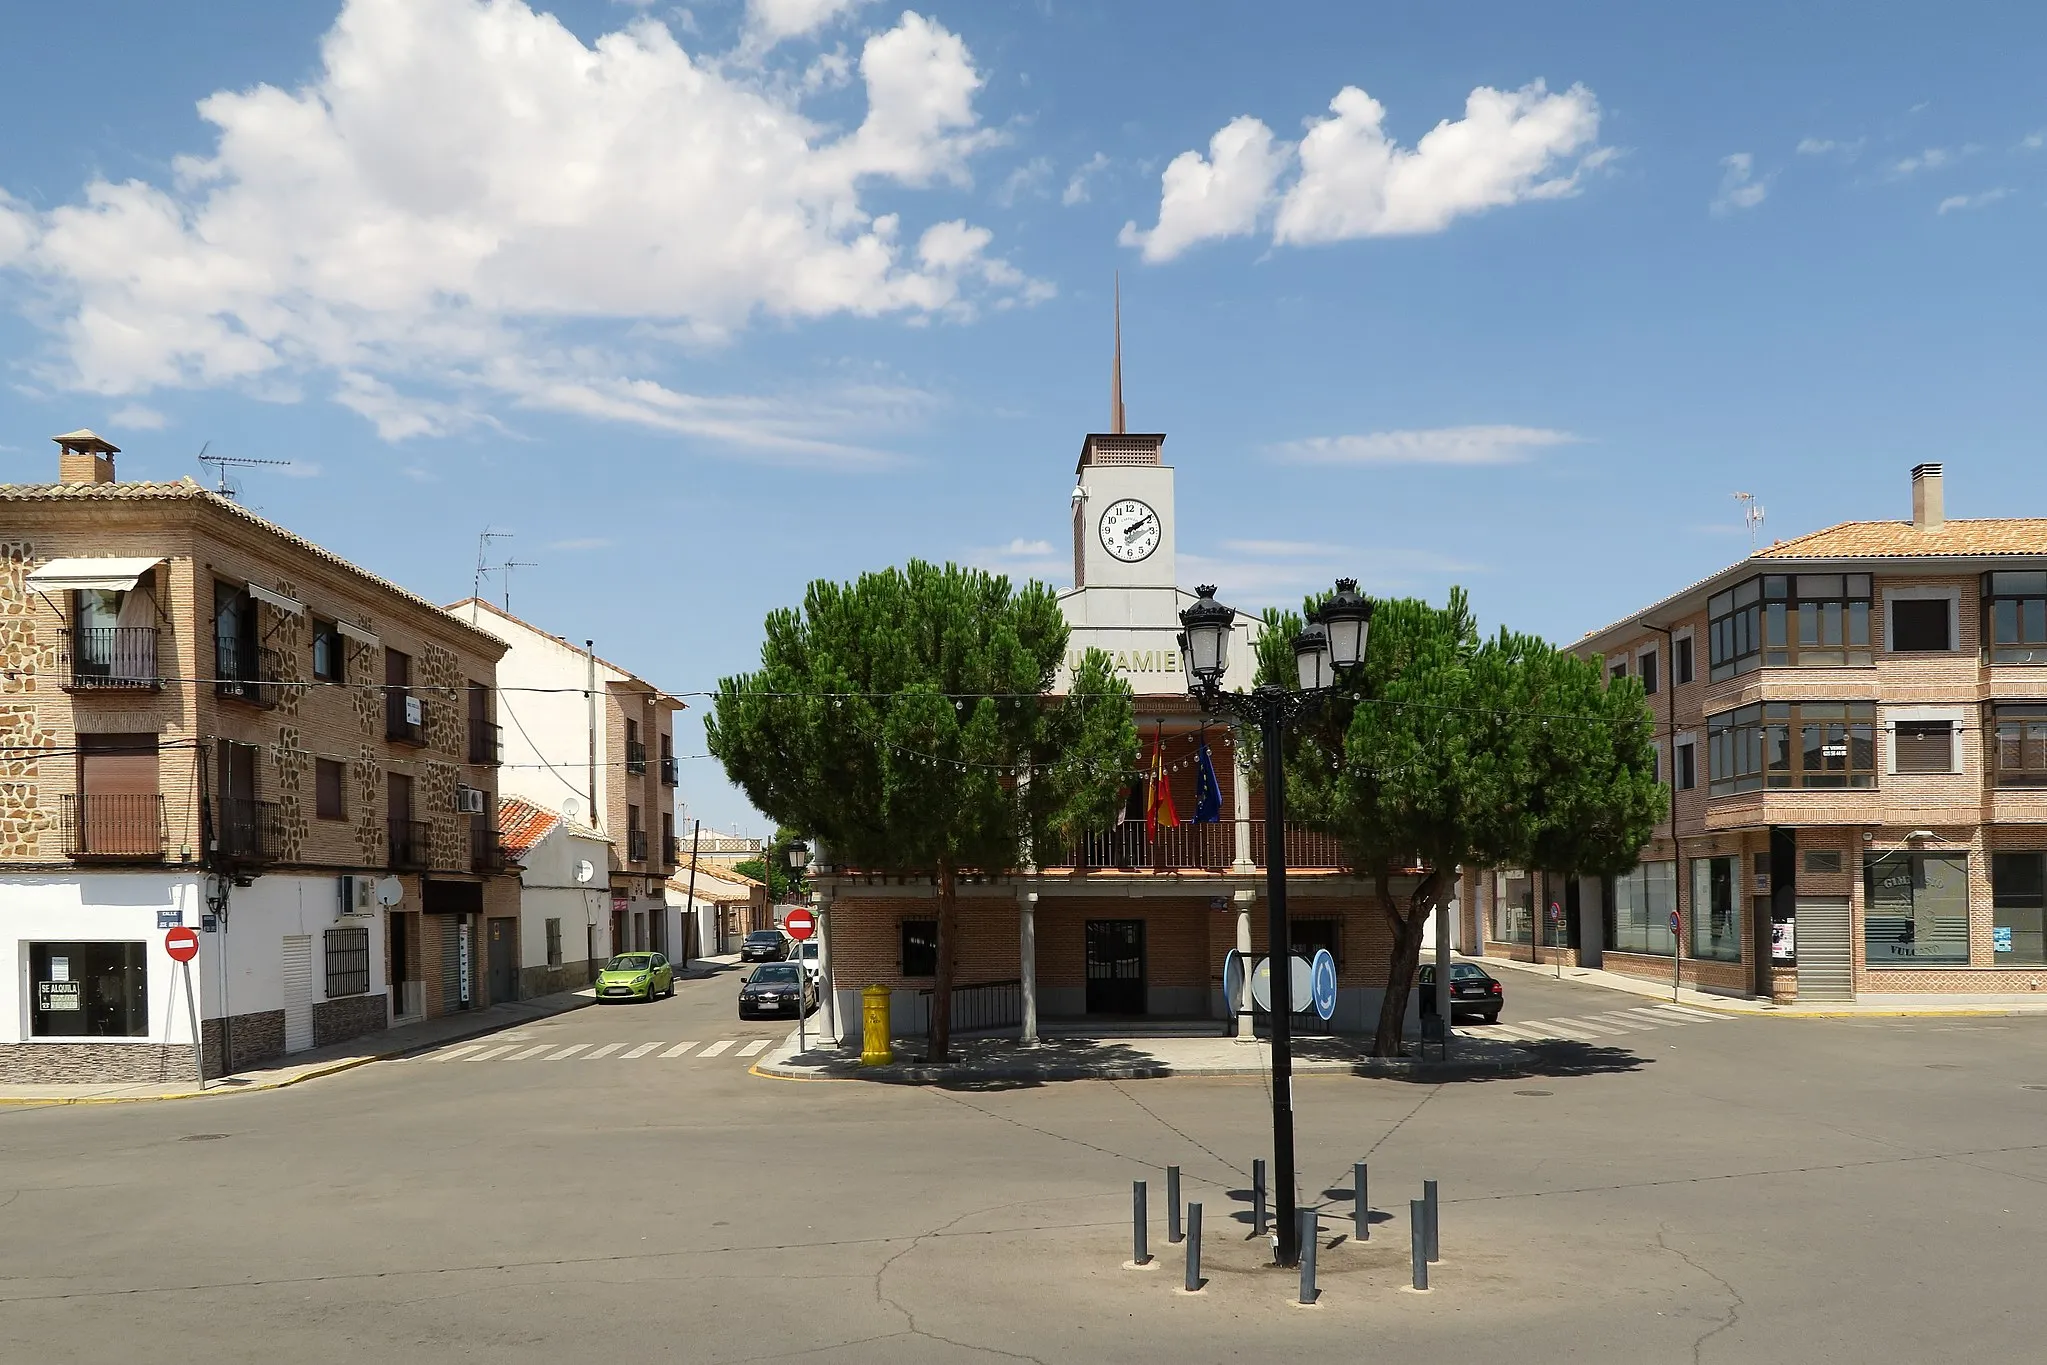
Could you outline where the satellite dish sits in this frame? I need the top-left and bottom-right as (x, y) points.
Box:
(561, 797), (582, 821)
(573, 859), (596, 884)
(374, 877), (405, 908)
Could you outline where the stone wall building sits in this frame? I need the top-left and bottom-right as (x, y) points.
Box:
(0, 430), (517, 1083)
(1471, 463), (2047, 1004)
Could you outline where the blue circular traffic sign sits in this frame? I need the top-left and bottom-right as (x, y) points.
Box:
(1310, 949), (1338, 1022)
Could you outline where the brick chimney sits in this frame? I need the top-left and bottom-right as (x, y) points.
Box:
(53, 429), (119, 484)
(1911, 462), (1944, 532)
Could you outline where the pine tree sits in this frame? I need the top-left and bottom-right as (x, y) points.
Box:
(706, 560), (1136, 1060)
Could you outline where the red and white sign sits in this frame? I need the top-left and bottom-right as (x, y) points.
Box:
(783, 908), (816, 941)
(165, 926), (200, 963)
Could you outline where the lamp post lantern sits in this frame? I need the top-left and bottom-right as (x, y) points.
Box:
(1178, 580), (1374, 1268)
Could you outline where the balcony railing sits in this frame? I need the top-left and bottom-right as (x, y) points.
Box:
(917, 979), (1022, 1034)
(60, 793), (166, 858)
(659, 754), (678, 786)
(625, 740), (648, 776)
(1036, 820), (1350, 873)
(467, 717), (502, 765)
(387, 818), (431, 871)
(668, 836), (684, 867)
(60, 628), (160, 690)
(215, 637), (286, 707)
(627, 829), (649, 863)
(212, 797), (279, 864)
(470, 825), (505, 873)
(386, 692), (426, 746)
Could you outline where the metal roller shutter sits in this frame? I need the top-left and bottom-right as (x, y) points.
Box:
(1795, 897), (1853, 1001)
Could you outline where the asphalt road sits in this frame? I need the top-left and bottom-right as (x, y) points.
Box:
(3, 963), (2044, 1363)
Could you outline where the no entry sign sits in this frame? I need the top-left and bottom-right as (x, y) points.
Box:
(784, 908), (816, 941)
(165, 925), (200, 962)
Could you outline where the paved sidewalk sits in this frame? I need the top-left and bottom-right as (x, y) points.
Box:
(756, 1025), (1538, 1085)
(0, 987), (599, 1106)
(1479, 951), (2047, 1016)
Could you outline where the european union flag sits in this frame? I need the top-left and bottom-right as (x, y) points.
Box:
(1194, 738), (1223, 824)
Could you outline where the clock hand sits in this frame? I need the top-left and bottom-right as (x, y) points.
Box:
(1122, 513), (1156, 543)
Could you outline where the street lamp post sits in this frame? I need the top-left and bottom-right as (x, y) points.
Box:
(1179, 579), (1373, 1269)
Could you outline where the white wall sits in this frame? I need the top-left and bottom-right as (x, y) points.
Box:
(465, 608), (629, 829)
(518, 825), (612, 971)
(3, 871), (383, 1050)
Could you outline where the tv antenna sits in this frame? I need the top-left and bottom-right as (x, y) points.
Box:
(490, 558), (537, 614)
(197, 442), (292, 500)
(472, 530), (511, 607)
(1734, 491), (1765, 551)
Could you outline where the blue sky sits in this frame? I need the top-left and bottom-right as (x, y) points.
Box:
(3, 1), (2045, 833)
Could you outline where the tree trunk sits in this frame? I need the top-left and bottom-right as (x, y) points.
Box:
(1372, 868), (1444, 1058)
(929, 857), (958, 1062)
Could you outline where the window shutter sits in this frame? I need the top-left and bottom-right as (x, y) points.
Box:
(1894, 721), (1954, 773)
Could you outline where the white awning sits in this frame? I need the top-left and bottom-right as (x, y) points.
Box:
(246, 582), (304, 617)
(25, 557), (164, 593)
(335, 619), (380, 646)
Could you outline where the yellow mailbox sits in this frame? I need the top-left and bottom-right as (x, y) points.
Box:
(860, 983), (894, 1067)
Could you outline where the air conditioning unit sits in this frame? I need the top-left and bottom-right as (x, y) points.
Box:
(338, 875), (374, 917)
(456, 786), (487, 815)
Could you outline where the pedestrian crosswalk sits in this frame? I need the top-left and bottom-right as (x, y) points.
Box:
(1478, 1003), (1725, 1045)
(413, 1036), (783, 1065)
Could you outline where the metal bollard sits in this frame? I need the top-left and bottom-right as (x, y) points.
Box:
(1424, 1178), (1440, 1264)
(1132, 1180), (1150, 1265)
(1252, 1158), (1267, 1236)
(1298, 1209), (1319, 1305)
(1355, 1161), (1368, 1242)
(1410, 1200), (1429, 1290)
(1167, 1165), (1182, 1243)
(1185, 1202), (1203, 1291)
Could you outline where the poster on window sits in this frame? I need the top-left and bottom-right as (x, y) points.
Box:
(1771, 917), (1796, 965)
(37, 981), (81, 1012)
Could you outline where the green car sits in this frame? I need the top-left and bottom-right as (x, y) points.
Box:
(595, 952), (674, 1003)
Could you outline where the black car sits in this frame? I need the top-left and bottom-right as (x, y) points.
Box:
(740, 930), (788, 963)
(1417, 962), (1503, 1024)
(739, 962), (816, 1019)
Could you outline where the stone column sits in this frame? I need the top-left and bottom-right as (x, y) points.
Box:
(1019, 891), (1039, 1044)
(1231, 722), (1254, 870)
(817, 886), (840, 1045)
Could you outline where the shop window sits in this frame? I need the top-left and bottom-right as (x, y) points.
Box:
(324, 926), (370, 998)
(900, 919), (938, 977)
(1804, 850), (1843, 875)
(1492, 870), (1533, 945)
(315, 757), (347, 820)
(1673, 635), (1694, 685)
(1992, 853), (2047, 965)
(1984, 571), (2047, 664)
(1864, 851), (1969, 966)
(1610, 862), (1676, 957)
(1708, 701), (1875, 795)
(29, 941), (147, 1037)
(1890, 598), (1953, 653)
(1892, 720), (1956, 774)
(1689, 857), (1742, 962)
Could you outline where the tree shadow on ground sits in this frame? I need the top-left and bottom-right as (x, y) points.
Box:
(1282, 1033), (1654, 1083)
(841, 1034), (1175, 1091)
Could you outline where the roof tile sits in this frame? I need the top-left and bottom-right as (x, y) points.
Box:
(1756, 518), (2047, 559)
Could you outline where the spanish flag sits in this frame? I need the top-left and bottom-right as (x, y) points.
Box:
(1146, 727), (1179, 838)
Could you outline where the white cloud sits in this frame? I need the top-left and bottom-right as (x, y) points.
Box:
(1275, 81), (1604, 244)
(966, 536), (1064, 580)
(744, 0), (866, 46)
(996, 157), (1052, 207)
(2022, 130), (2045, 151)
(1062, 152), (1110, 206)
(109, 404), (168, 431)
(1121, 80), (1604, 262)
(1, 0), (1037, 461)
(1266, 425), (1578, 466)
(1711, 152), (1768, 214)
(1937, 188), (2011, 214)
(1118, 116), (1290, 263)
(1892, 147), (1959, 176)
(1184, 540), (1479, 607)
(1796, 138), (1836, 155)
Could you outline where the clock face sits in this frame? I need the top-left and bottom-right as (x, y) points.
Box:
(1098, 499), (1161, 563)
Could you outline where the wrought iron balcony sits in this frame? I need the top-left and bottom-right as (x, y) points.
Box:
(60, 628), (160, 690)
(386, 692), (427, 746)
(60, 793), (166, 859)
(668, 836), (684, 867)
(470, 824), (505, 873)
(212, 797), (279, 864)
(625, 739), (648, 776)
(659, 754), (678, 786)
(627, 828), (649, 863)
(215, 637), (286, 707)
(1037, 820), (1348, 873)
(467, 717), (502, 765)
(387, 818), (431, 871)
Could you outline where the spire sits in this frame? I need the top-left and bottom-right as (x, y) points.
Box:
(1110, 273), (1126, 434)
